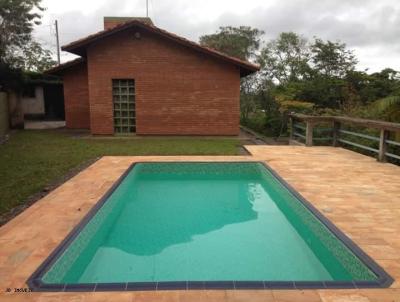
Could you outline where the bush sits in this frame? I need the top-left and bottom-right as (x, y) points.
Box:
(241, 110), (285, 137)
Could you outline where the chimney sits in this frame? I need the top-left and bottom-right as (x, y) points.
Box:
(103, 17), (154, 30)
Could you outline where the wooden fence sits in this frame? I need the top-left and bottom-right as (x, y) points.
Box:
(289, 113), (400, 163)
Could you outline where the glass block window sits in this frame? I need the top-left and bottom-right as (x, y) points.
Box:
(112, 79), (135, 134)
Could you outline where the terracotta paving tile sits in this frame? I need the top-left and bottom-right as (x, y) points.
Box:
(272, 290), (322, 302)
(226, 290), (274, 302)
(131, 290), (181, 302)
(83, 292), (133, 302)
(44, 293), (85, 302)
(362, 245), (400, 260)
(0, 148), (399, 301)
(318, 289), (400, 302)
(203, 290), (228, 302)
(177, 290), (207, 302)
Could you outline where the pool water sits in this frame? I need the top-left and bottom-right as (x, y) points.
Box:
(41, 162), (378, 285)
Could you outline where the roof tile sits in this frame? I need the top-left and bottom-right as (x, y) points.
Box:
(61, 20), (259, 76)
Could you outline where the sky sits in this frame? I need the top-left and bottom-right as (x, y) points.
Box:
(34, 0), (400, 73)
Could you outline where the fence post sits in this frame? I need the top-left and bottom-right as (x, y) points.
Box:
(378, 129), (389, 162)
(332, 121), (341, 147)
(0, 92), (9, 143)
(289, 116), (294, 141)
(305, 121), (314, 146)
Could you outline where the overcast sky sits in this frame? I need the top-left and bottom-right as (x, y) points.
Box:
(34, 0), (400, 72)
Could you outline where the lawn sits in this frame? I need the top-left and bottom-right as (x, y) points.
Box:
(0, 130), (240, 219)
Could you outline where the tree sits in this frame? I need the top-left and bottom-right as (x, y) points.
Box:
(368, 69), (400, 100)
(240, 74), (260, 122)
(199, 26), (264, 61)
(258, 32), (310, 84)
(200, 26), (264, 121)
(257, 81), (283, 137)
(292, 75), (346, 108)
(0, 62), (24, 91)
(0, 0), (55, 71)
(258, 35), (360, 108)
(21, 41), (55, 72)
(310, 39), (357, 78)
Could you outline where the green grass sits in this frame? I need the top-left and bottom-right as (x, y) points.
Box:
(0, 130), (240, 216)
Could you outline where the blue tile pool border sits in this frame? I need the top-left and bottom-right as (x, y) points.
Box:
(26, 161), (394, 291)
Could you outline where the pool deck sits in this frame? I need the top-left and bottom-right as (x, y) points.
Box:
(1, 146), (399, 302)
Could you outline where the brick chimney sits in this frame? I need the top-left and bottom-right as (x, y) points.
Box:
(103, 17), (154, 30)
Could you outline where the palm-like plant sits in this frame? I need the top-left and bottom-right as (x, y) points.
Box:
(369, 95), (400, 143)
(370, 95), (400, 122)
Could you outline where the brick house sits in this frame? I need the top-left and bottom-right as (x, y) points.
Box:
(48, 17), (259, 135)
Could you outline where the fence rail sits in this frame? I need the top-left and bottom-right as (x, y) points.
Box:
(289, 113), (400, 163)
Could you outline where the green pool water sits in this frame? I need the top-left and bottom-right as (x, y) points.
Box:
(42, 162), (377, 284)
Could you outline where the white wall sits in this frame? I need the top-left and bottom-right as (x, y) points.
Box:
(21, 86), (45, 115)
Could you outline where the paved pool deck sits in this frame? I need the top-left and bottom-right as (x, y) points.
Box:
(0, 146), (399, 302)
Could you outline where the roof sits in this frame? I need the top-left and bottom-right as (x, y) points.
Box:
(45, 58), (85, 75)
(61, 20), (260, 77)
(23, 71), (62, 84)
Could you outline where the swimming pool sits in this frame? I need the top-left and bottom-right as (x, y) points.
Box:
(28, 162), (392, 291)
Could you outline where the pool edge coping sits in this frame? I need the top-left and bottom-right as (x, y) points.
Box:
(26, 161), (394, 292)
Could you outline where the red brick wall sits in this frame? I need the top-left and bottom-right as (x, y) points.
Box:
(62, 63), (90, 129)
(86, 28), (240, 135)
